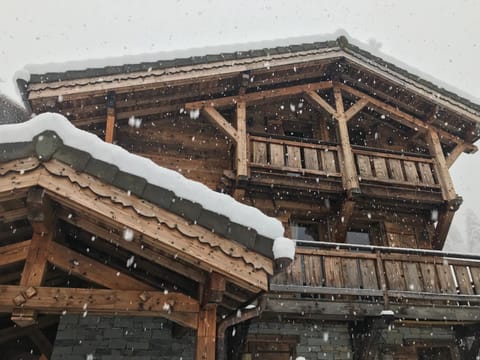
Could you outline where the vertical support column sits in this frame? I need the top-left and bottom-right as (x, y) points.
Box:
(426, 129), (459, 248)
(426, 129), (457, 201)
(105, 91), (116, 143)
(196, 303), (217, 360)
(334, 87), (360, 194)
(236, 101), (248, 177)
(12, 188), (55, 327)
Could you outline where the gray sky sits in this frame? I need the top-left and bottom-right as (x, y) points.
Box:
(1, 0), (479, 251)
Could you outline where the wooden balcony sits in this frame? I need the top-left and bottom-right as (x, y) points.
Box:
(269, 242), (480, 321)
(248, 135), (443, 204)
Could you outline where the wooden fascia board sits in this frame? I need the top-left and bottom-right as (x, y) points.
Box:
(0, 285), (199, 329)
(27, 50), (342, 101)
(34, 164), (270, 292)
(338, 82), (477, 151)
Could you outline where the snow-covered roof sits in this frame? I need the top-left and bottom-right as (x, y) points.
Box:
(0, 113), (287, 259)
(23, 36), (480, 120)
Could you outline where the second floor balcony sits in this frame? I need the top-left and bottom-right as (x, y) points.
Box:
(268, 241), (480, 322)
(248, 134), (443, 205)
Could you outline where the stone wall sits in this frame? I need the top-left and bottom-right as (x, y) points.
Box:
(248, 319), (353, 360)
(51, 315), (194, 360)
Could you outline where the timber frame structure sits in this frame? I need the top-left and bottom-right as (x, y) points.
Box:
(2, 36), (480, 359)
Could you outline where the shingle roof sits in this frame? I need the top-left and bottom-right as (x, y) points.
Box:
(0, 94), (29, 124)
(26, 36), (480, 114)
(0, 113), (285, 259)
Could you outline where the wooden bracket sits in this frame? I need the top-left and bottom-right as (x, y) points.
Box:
(203, 272), (226, 305)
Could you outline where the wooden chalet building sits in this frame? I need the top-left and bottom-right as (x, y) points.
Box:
(2, 36), (480, 359)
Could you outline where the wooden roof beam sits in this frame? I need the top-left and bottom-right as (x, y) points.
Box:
(46, 240), (154, 291)
(0, 240), (31, 268)
(202, 106), (238, 141)
(184, 81), (332, 110)
(0, 285), (199, 329)
(337, 82), (478, 153)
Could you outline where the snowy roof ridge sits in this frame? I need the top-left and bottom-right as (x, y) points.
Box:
(24, 36), (480, 115)
(0, 113), (285, 258)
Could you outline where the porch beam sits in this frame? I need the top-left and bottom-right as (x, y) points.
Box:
(185, 81), (332, 110)
(235, 101), (248, 177)
(0, 285), (199, 329)
(105, 91), (116, 143)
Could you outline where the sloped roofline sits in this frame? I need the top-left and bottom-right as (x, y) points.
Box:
(0, 113), (286, 259)
(25, 36), (480, 117)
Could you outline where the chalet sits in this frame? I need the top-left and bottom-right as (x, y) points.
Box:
(1, 36), (480, 359)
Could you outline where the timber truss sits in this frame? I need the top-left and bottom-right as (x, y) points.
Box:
(0, 157), (275, 359)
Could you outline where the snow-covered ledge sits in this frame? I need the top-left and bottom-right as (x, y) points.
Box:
(272, 237), (296, 273)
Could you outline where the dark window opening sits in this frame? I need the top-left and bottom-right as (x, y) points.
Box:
(346, 231), (371, 246)
(284, 130), (304, 138)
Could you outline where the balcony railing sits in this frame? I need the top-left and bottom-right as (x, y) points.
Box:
(249, 135), (441, 194)
(249, 135), (341, 178)
(352, 146), (440, 189)
(271, 241), (480, 307)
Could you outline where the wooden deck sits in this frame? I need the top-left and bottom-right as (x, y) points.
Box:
(270, 241), (480, 321)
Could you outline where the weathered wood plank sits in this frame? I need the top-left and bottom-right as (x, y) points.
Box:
(419, 263), (439, 293)
(252, 141), (268, 164)
(356, 154), (372, 178)
(402, 263), (423, 292)
(384, 261), (405, 290)
(303, 255), (322, 287)
(360, 259), (379, 290)
(372, 157), (388, 179)
(418, 163), (435, 184)
(388, 159), (404, 181)
(270, 144), (285, 167)
(324, 257), (343, 288)
(436, 264), (456, 294)
(403, 161), (420, 183)
(286, 145), (302, 168)
(454, 266), (474, 295)
(342, 258), (360, 288)
(321, 150), (337, 173)
(303, 148), (319, 170)
(0, 285), (199, 329)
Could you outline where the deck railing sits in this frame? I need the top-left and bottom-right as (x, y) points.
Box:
(352, 146), (440, 189)
(249, 135), (440, 191)
(271, 241), (480, 307)
(249, 135), (341, 178)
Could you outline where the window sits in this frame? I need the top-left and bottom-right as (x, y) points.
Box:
(241, 335), (298, 360)
(290, 219), (329, 243)
(346, 230), (371, 245)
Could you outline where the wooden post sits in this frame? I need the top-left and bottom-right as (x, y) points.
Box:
(236, 101), (248, 177)
(105, 91), (116, 143)
(426, 129), (459, 246)
(196, 304), (217, 360)
(12, 188), (55, 327)
(334, 87), (360, 193)
(426, 129), (457, 201)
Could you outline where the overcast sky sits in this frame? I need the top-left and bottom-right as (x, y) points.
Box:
(1, 0), (479, 251)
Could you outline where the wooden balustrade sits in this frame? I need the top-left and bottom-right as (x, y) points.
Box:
(271, 242), (480, 306)
(249, 135), (341, 177)
(353, 147), (440, 189)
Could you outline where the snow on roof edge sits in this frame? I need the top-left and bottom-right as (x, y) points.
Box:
(0, 112), (285, 239)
